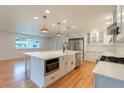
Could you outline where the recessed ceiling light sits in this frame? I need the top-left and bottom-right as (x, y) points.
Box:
(72, 26), (76, 29)
(52, 24), (55, 26)
(45, 10), (50, 14)
(105, 16), (112, 19)
(63, 20), (67, 23)
(34, 16), (39, 20)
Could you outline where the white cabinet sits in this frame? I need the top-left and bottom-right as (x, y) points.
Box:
(84, 51), (102, 62)
(94, 74), (124, 88)
(87, 30), (114, 45)
(87, 31), (104, 44)
(44, 54), (76, 87)
(45, 70), (60, 87)
(59, 56), (67, 77)
(91, 31), (98, 43)
(117, 5), (124, 42)
(59, 54), (76, 77)
(98, 32), (104, 43)
(66, 55), (76, 73)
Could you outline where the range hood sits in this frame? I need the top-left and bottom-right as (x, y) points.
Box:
(107, 22), (120, 35)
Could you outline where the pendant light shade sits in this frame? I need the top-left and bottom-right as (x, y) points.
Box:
(56, 32), (61, 36)
(41, 16), (48, 33)
(56, 22), (61, 36)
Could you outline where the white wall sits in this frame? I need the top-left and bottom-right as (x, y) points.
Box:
(0, 31), (51, 60)
(87, 45), (116, 53)
(49, 32), (86, 50)
(48, 36), (68, 50)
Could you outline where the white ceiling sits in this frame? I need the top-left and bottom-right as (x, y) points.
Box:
(0, 5), (114, 37)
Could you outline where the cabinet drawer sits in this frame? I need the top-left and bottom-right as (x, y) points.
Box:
(68, 54), (75, 61)
(59, 56), (67, 62)
(44, 71), (59, 87)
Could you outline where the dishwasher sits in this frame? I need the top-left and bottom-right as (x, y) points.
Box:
(75, 53), (82, 68)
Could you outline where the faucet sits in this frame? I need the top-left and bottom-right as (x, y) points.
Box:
(63, 42), (69, 53)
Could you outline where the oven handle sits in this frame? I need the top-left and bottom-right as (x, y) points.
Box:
(46, 61), (59, 66)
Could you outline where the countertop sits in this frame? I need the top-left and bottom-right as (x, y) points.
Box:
(93, 61), (124, 81)
(24, 50), (81, 60)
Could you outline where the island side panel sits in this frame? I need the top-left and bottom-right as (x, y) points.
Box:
(30, 56), (45, 88)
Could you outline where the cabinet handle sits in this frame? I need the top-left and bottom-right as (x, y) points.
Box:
(51, 77), (55, 79)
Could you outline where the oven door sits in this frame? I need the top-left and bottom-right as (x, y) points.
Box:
(45, 58), (59, 75)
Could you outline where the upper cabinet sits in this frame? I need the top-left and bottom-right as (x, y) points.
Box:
(88, 5), (124, 44)
(98, 32), (104, 43)
(87, 31), (112, 45)
(117, 5), (124, 42)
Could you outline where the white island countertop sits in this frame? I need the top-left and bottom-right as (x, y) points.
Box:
(93, 61), (124, 81)
(24, 50), (81, 60)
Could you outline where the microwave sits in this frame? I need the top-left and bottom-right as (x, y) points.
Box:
(45, 58), (59, 76)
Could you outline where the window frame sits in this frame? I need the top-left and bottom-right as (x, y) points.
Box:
(15, 37), (41, 49)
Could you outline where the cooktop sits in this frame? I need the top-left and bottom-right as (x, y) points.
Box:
(100, 56), (124, 64)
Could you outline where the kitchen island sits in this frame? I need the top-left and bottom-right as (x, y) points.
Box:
(24, 51), (81, 87)
(93, 61), (124, 88)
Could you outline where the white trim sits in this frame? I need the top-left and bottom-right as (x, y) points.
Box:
(0, 56), (24, 61)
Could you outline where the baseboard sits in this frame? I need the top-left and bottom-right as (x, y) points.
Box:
(84, 59), (96, 63)
(0, 56), (25, 62)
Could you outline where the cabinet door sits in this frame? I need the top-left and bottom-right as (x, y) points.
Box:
(117, 5), (124, 41)
(87, 33), (90, 44)
(45, 71), (59, 87)
(117, 5), (122, 33)
(91, 32), (98, 43)
(59, 56), (67, 77)
(98, 32), (104, 43)
(121, 6), (124, 34)
(66, 55), (76, 73)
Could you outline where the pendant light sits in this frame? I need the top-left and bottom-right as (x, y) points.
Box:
(56, 22), (61, 36)
(41, 16), (48, 33)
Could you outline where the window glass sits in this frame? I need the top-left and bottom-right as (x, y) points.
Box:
(15, 37), (40, 48)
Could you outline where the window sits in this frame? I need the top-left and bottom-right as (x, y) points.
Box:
(15, 37), (40, 48)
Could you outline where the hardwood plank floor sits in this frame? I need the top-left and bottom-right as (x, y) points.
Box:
(48, 60), (96, 88)
(0, 59), (96, 88)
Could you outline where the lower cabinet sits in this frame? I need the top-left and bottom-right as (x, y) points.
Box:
(66, 55), (76, 73)
(44, 70), (60, 87)
(59, 54), (76, 75)
(59, 56), (67, 77)
(44, 54), (76, 87)
(84, 51), (102, 62)
(94, 74), (124, 88)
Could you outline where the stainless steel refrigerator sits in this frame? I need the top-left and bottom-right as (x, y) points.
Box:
(68, 38), (84, 68)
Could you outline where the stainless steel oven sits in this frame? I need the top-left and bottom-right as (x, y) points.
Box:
(45, 58), (59, 76)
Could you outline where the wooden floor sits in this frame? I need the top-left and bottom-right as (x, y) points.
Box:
(0, 59), (96, 88)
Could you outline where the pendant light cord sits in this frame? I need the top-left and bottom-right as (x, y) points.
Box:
(57, 22), (60, 33)
(43, 16), (47, 28)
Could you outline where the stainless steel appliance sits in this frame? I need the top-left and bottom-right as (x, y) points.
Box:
(45, 58), (59, 75)
(68, 38), (84, 67)
(75, 53), (82, 68)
